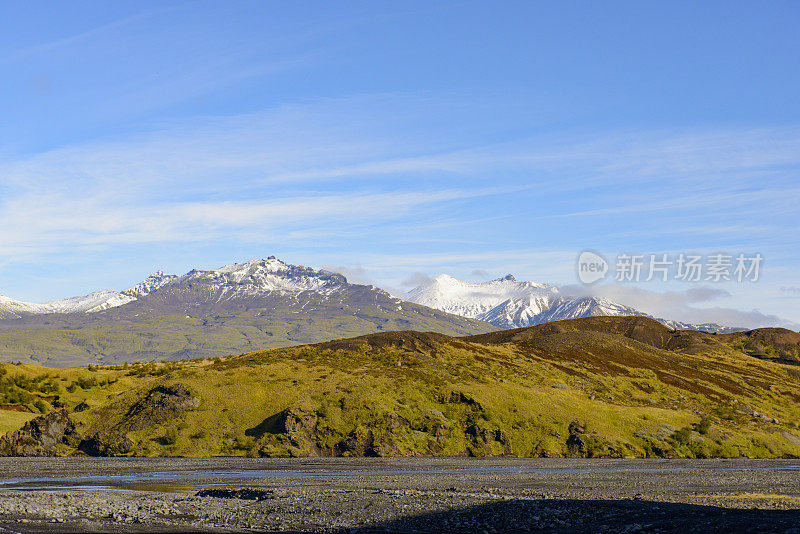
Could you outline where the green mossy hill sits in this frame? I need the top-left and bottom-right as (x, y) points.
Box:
(467, 315), (710, 351)
(718, 327), (800, 364)
(0, 316), (798, 458)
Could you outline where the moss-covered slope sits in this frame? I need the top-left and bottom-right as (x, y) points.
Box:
(1, 317), (798, 458)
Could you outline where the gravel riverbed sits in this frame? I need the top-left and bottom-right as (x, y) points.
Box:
(0, 458), (798, 533)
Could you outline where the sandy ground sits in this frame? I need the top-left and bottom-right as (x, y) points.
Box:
(0, 458), (798, 533)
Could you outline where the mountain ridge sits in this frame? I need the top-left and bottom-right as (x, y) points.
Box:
(0, 257), (494, 366)
(0, 257), (355, 319)
(404, 272), (744, 334)
(0, 259), (748, 367)
(2, 260), (746, 333)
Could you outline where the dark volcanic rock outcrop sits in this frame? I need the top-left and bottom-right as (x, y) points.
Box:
(252, 407), (320, 457)
(79, 430), (133, 457)
(0, 408), (82, 456)
(566, 421), (589, 458)
(118, 384), (200, 432)
(82, 384), (200, 457)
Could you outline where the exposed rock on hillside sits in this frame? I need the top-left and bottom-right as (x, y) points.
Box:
(118, 384), (200, 432)
(82, 384), (200, 457)
(566, 421), (589, 458)
(79, 430), (133, 457)
(250, 391), (515, 459)
(0, 408), (82, 456)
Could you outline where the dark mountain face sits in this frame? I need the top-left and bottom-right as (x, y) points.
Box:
(0, 259), (494, 367)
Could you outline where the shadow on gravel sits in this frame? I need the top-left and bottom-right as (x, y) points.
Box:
(359, 499), (800, 533)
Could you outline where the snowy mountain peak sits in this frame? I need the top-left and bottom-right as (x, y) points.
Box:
(123, 271), (179, 298)
(0, 257), (352, 319)
(176, 257), (347, 295)
(405, 273), (644, 329)
(404, 272), (740, 332)
(405, 274), (559, 324)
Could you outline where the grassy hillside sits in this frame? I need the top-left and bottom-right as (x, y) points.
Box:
(719, 328), (800, 364)
(1, 317), (798, 458)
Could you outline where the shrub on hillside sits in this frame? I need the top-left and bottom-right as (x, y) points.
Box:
(694, 416), (712, 435)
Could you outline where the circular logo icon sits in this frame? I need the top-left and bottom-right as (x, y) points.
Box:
(577, 251), (608, 284)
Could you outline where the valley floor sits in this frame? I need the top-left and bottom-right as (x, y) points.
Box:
(0, 458), (798, 533)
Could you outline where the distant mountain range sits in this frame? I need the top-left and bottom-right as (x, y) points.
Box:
(0, 271), (178, 318)
(0, 257), (491, 366)
(404, 273), (745, 334)
(0, 257), (748, 366)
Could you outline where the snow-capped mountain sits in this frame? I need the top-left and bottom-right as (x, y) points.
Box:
(0, 290), (137, 318)
(0, 295), (43, 319)
(404, 273), (742, 333)
(658, 319), (745, 335)
(0, 257), (351, 319)
(122, 271), (179, 298)
(176, 256), (346, 296)
(405, 274), (559, 322)
(0, 271), (186, 319)
(0, 257), (493, 365)
(0, 272), (174, 319)
(405, 274), (643, 328)
(0, 259), (745, 334)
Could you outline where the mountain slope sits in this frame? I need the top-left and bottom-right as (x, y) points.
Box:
(718, 327), (800, 364)
(0, 271), (179, 319)
(0, 258), (493, 366)
(122, 271), (179, 298)
(404, 274), (646, 328)
(1, 316), (797, 458)
(404, 274), (559, 322)
(405, 273), (743, 333)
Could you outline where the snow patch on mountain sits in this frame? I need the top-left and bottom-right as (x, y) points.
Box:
(404, 273), (738, 332)
(0, 257), (348, 317)
(405, 274), (558, 321)
(175, 256), (347, 296)
(123, 271), (179, 298)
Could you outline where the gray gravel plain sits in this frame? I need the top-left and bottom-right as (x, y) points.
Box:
(0, 458), (798, 533)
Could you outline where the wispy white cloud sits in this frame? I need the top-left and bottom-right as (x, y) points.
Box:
(560, 283), (799, 329)
(0, 187), (512, 259)
(1, 94), (799, 324)
(3, 100), (798, 265)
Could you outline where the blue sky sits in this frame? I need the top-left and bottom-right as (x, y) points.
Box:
(1, 1), (799, 327)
